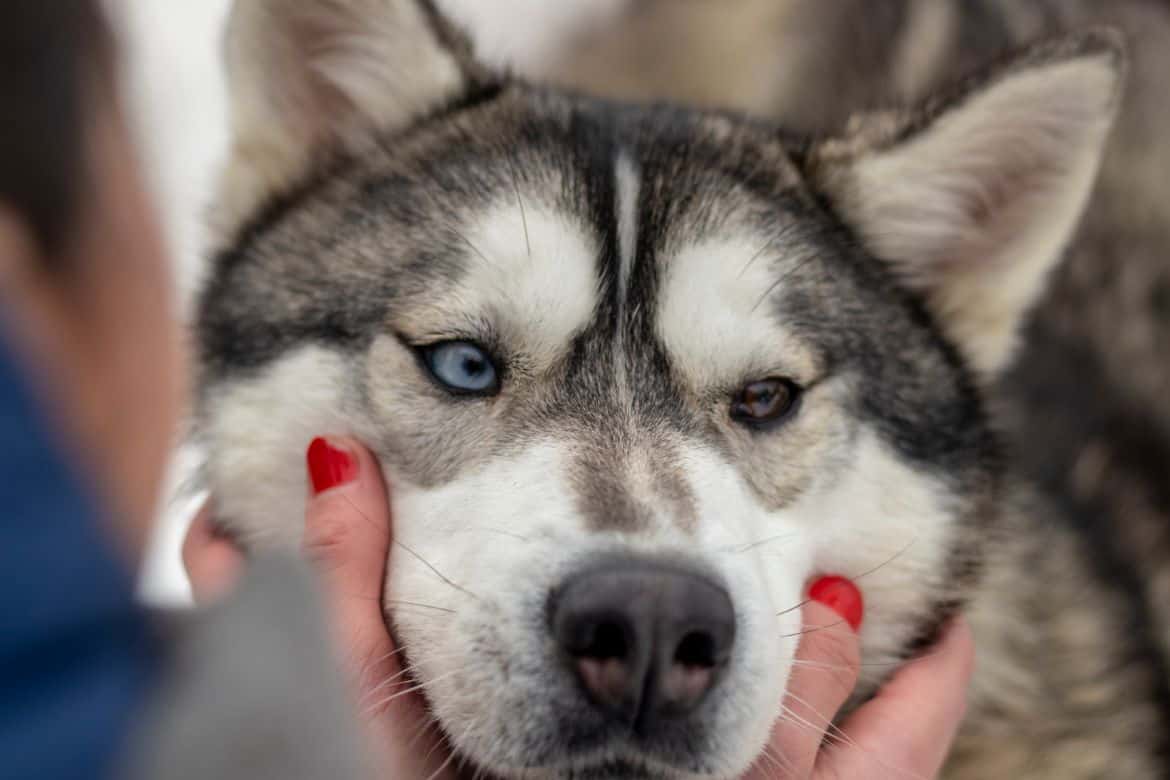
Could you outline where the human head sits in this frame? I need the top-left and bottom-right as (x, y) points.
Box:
(0, 1), (182, 556)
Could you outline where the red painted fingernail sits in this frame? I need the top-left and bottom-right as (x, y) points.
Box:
(307, 437), (358, 494)
(808, 575), (864, 631)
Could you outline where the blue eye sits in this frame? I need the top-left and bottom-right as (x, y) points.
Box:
(421, 341), (500, 395)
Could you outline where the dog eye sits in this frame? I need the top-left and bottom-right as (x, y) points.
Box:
(730, 378), (801, 427)
(421, 341), (500, 395)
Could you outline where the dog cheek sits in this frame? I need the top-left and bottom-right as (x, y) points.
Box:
(202, 346), (358, 548)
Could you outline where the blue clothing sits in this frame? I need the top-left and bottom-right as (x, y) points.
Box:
(0, 335), (152, 779)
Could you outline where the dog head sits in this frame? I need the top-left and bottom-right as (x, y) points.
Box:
(197, 3), (1123, 775)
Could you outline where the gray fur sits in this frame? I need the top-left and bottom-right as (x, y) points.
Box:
(552, 2), (1170, 776)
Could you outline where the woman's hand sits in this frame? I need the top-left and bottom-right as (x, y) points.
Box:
(183, 437), (456, 778)
(184, 436), (974, 780)
(745, 579), (974, 779)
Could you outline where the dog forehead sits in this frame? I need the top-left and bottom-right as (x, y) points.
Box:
(438, 197), (603, 362)
(655, 227), (824, 389)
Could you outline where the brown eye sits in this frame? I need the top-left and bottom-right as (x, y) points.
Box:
(730, 378), (801, 427)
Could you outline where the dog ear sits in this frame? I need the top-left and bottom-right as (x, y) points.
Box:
(214, 0), (488, 238)
(807, 30), (1125, 378)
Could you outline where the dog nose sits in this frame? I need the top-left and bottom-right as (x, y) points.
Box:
(550, 560), (736, 732)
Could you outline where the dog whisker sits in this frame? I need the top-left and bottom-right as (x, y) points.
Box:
(793, 654), (945, 670)
(850, 536), (919, 582)
(773, 536), (919, 618)
(507, 159), (532, 261)
(337, 491), (391, 546)
(394, 539), (484, 604)
(756, 742), (795, 776)
(718, 532), (798, 554)
(360, 661), (420, 707)
(405, 710), (444, 754)
(779, 618), (849, 639)
(776, 597), (810, 618)
(422, 731), (459, 780)
(735, 239), (774, 280)
(387, 598), (457, 614)
(450, 227), (495, 269)
(364, 668), (462, 716)
(751, 250), (821, 313)
(781, 700), (888, 772)
(457, 525), (533, 543)
(785, 692), (929, 780)
(355, 644), (410, 682)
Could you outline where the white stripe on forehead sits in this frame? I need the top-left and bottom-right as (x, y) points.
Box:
(615, 152), (641, 310)
(439, 199), (601, 364)
(657, 233), (819, 389)
(613, 152), (641, 406)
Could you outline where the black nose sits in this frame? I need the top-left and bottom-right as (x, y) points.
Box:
(550, 559), (736, 732)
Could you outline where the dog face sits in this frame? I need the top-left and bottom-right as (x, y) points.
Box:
(197, 3), (1122, 776)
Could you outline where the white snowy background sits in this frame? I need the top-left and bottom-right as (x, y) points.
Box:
(112, 0), (626, 605)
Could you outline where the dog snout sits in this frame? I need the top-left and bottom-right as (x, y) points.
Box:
(550, 559), (736, 733)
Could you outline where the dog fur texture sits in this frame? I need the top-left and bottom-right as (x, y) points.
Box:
(550, 3), (1170, 776)
(193, 1), (1169, 777)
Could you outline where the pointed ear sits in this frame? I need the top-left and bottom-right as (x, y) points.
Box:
(807, 30), (1125, 378)
(215, 0), (488, 237)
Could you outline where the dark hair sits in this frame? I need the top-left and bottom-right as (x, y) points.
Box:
(0, 1), (113, 264)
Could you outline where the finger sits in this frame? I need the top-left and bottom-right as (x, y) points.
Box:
(760, 599), (862, 778)
(302, 436), (454, 778)
(181, 501), (244, 602)
(816, 617), (975, 779)
(303, 436), (396, 688)
(743, 576), (863, 779)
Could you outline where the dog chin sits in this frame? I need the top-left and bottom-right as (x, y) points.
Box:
(453, 755), (700, 780)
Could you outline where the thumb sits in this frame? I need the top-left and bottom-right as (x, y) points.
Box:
(743, 577), (863, 779)
(302, 436), (454, 778)
(303, 435), (395, 686)
(772, 600), (862, 777)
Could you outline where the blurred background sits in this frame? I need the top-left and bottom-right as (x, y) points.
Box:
(116, 0), (629, 606)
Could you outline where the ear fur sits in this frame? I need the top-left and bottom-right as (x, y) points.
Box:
(214, 0), (486, 238)
(808, 29), (1126, 378)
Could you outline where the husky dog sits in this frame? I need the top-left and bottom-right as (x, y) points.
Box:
(549, 2), (1170, 776)
(194, 0), (1168, 777)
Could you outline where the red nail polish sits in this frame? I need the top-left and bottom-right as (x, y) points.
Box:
(808, 575), (864, 631)
(307, 437), (358, 494)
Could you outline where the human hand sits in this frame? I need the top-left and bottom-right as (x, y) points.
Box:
(183, 436), (456, 778)
(744, 578), (974, 778)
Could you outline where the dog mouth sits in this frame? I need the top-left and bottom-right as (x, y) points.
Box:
(421, 671), (722, 780)
(389, 553), (748, 779)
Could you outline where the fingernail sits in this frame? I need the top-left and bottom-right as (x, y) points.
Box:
(307, 437), (358, 494)
(808, 575), (864, 631)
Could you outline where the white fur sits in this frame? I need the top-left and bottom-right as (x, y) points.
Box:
(203, 346), (359, 544)
(614, 152), (640, 311)
(796, 431), (959, 686)
(613, 152), (640, 408)
(439, 201), (602, 363)
(656, 233), (820, 389)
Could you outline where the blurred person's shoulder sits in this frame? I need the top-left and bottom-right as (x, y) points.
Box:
(122, 555), (373, 780)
